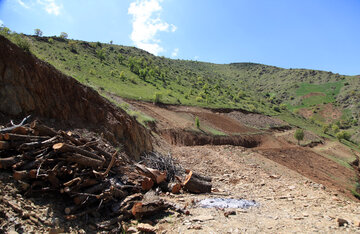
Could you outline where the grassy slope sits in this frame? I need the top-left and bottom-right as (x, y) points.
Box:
(3, 32), (360, 140)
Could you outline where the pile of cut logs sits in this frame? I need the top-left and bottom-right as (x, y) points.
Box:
(0, 117), (212, 230)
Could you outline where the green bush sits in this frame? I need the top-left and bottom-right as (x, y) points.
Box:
(294, 129), (304, 145)
(195, 116), (200, 129)
(336, 131), (351, 141)
(14, 35), (30, 52)
(153, 92), (162, 104)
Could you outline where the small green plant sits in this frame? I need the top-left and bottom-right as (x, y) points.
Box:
(89, 69), (96, 75)
(153, 92), (162, 104)
(48, 38), (54, 44)
(294, 129), (304, 145)
(195, 116), (200, 129)
(332, 124), (340, 133)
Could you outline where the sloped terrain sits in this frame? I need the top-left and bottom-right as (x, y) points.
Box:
(1, 31), (360, 233)
(0, 35), (152, 159)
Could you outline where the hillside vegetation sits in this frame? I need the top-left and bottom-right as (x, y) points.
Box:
(2, 28), (360, 143)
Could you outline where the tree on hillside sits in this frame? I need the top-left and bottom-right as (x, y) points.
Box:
(60, 32), (68, 39)
(294, 129), (304, 145)
(34, 28), (42, 37)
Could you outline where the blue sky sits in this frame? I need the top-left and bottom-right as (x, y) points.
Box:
(0, 0), (359, 75)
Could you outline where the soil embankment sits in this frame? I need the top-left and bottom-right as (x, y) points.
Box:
(0, 35), (152, 159)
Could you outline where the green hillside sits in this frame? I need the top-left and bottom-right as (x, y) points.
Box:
(2, 28), (360, 143)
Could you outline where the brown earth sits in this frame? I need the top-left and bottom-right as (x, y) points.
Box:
(320, 103), (342, 123)
(0, 35), (151, 159)
(124, 99), (358, 201)
(297, 103), (342, 123)
(302, 92), (325, 99)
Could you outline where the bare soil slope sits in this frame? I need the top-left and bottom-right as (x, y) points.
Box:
(125, 99), (358, 200)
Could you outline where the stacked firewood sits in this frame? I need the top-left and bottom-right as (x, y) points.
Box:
(0, 117), (212, 230)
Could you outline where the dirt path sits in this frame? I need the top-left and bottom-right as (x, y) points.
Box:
(157, 145), (360, 233)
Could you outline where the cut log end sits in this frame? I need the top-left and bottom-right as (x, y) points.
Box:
(183, 171), (212, 194)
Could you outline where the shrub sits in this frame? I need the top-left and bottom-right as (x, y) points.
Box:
(332, 124), (339, 133)
(196, 96), (203, 102)
(153, 92), (162, 104)
(14, 34), (30, 52)
(0, 26), (11, 35)
(294, 129), (304, 145)
(89, 69), (96, 75)
(336, 131), (351, 141)
(195, 116), (200, 129)
(48, 38), (54, 44)
(119, 71), (125, 81)
(96, 48), (106, 62)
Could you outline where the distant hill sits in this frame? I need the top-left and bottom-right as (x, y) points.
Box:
(1, 28), (360, 143)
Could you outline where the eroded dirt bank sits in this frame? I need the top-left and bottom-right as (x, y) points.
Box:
(160, 129), (263, 148)
(0, 36), (151, 159)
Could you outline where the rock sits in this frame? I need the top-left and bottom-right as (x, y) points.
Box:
(137, 223), (156, 233)
(336, 218), (348, 227)
(269, 174), (281, 179)
(191, 215), (214, 222)
(355, 221), (360, 227)
(288, 185), (296, 190)
(224, 210), (236, 217)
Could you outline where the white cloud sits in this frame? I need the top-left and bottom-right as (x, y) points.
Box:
(37, 0), (62, 16)
(0, 20), (3, 26)
(128, 0), (177, 55)
(16, 0), (62, 16)
(171, 48), (179, 57)
(17, 0), (30, 9)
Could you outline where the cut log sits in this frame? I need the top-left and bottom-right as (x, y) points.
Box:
(0, 141), (10, 150)
(53, 143), (105, 162)
(60, 131), (83, 146)
(183, 171), (212, 194)
(30, 120), (57, 137)
(19, 136), (58, 151)
(135, 163), (167, 184)
(0, 155), (22, 169)
(11, 126), (29, 135)
(141, 177), (154, 191)
(147, 167), (167, 184)
(167, 182), (181, 194)
(131, 200), (166, 219)
(73, 182), (110, 205)
(3, 133), (50, 142)
(63, 153), (104, 168)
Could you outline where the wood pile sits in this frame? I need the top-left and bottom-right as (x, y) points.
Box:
(0, 116), (212, 231)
